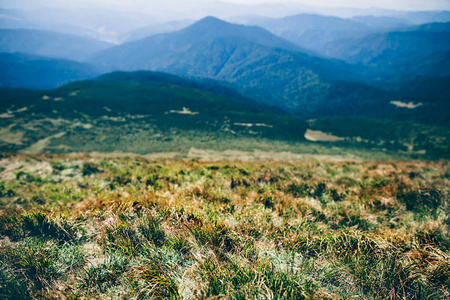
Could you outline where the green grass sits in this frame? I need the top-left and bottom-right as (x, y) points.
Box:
(0, 154), (449, 299)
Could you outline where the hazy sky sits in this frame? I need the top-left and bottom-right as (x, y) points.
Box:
(1, 0), (449, 11)
(226, 0), (450, 10)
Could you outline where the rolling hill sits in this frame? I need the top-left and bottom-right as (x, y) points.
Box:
(0, 71), (309, 155)
(0, 71), (447, 159)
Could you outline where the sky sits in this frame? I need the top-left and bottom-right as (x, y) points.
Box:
(226, 0), (450, 10)
(1, 0), (449, 11)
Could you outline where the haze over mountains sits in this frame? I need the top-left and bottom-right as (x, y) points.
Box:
(0, 29), (112, 61)
(0, 3), (449, 159)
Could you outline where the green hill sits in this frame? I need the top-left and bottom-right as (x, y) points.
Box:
(0, 71), (309, 155)
(0, 71), (447, 160)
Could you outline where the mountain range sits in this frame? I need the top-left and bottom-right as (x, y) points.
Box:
(0, 16), (447, 121)
(0, 9), (448, 159)
(243, 14), (377, 57)
(330, 22), (450, 78)
(242, 15), (450, 79)
(91, 17), (391, 118)
(90, 17), (450, 124)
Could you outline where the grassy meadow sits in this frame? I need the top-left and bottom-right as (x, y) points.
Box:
(0, 154), (449, 299)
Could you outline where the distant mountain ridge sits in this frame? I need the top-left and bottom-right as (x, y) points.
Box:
(245, 14), (375, 57)
(328, 22), (450, 78)
(0, 28), (112, 61)
(241, 14), (450, 81)
(0, 52), (100, 89)
(92, 16), (307, 71)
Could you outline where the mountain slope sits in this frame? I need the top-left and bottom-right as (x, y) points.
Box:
(350, 16), (412, 30)
(93, 16), (305, 70)
(0, 71), (446, 159)
(91, 17), (395, 118)
(246, 14), (375, 57)
(0, 52), (101, 89)
(0, 71), (308, 154)
(248, 15), (450, 80)
(0, 29), (112, 61)
(329, 22), (450, 78)
(403, 10), (450, 24)
(94, 71), (285, 113)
